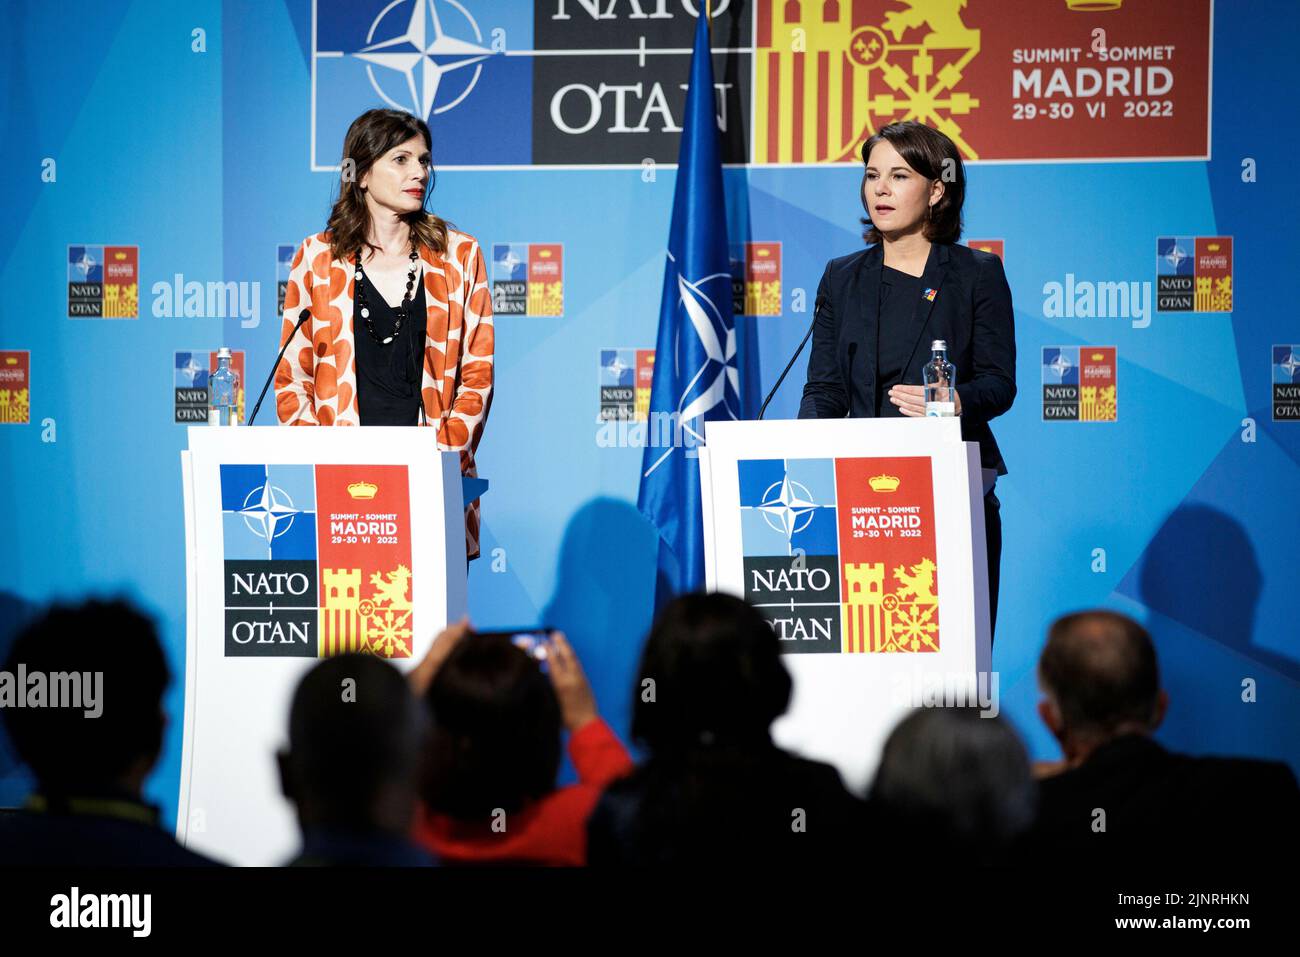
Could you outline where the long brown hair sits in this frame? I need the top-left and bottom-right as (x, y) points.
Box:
(326, 109), (449, 263)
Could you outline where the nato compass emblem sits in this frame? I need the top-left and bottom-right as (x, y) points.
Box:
(1161, 240), (1190, 273)
(239, 482), (302, 546)
(353, 0), (491, 120)
(672, 261), (739, 435)
(71, 247), (100, 282)
(178, 353), (206, 387)
(313, 0), (499, 169)
(495, 245), (525, 279)
(1047, 350), (1073, 381)
(603, 351), (631, 382)
(757, 474), (820, 542)
(643, 255), (739, 479)
(1278, 348), (1300, 381)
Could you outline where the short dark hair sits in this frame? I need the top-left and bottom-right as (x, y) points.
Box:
(1038, 610), (1161, 736)
(860, 121), (965, 245)
(631, 593), (792, 754)
(2, 599), (169, 793)
(422, 634), (561, 819)
(284, 653), (427, 827)
(871, 707), (1036, 852)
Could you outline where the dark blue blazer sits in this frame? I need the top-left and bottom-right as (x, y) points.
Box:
(798, 241), (1017, 476)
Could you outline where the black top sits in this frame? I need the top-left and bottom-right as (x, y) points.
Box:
(355, 269), (425, 426)
(1027, 734), (1300, 865)
(0, 790), (222, 867)
(286, 827), (437, 867)
(798, 242), (1017, 476)
(587, 742), (867, 866)
(875, 264), (926, 418)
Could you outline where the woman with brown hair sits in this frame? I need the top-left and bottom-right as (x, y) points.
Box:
(275, 108), (493, 558)
(799, 120), (1016, 641)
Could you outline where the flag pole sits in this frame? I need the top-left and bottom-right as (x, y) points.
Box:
(637, 3), (738, 597)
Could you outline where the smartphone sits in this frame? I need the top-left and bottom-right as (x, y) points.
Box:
(474, 629), (556, 672)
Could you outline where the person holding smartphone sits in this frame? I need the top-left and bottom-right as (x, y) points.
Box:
(407, 623), (632, 865)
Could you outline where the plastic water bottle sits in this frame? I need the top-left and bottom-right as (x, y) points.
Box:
(923, 339), (957, 417)
(209, 347), (239, 426)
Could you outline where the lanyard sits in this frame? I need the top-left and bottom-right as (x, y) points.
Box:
(25, 793), (159, 826)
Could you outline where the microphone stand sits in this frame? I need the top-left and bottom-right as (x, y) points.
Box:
(247, 308), (311, 425)
(758, 295), (824, 420)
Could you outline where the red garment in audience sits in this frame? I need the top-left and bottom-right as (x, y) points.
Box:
(412, 717), (633, 866)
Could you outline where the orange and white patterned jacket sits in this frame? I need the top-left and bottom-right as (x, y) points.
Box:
(274, 228), (494, 559)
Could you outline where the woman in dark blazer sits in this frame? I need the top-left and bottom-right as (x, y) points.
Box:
(799, 121), (1016, 641)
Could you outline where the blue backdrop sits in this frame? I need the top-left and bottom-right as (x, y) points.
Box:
(2, 0), (1297, 832)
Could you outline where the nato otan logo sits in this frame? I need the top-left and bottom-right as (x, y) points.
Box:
(492, 243), (564, 316)
(221, 465), (320, 658)
(1042, 347), (1117, 422)
(175, 350), (246, 424)
(309, 0), (748, 168)
(1156, 236), (1232, 313)
(739, 458), (843, 653)
(1274, 345), (1300, 421)
(68, 245), (139, 318)
(599, 348), (654, 422)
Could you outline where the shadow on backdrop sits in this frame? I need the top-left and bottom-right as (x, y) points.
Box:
(542, 498), (658, 773)
(1136, 503), (1296, 682)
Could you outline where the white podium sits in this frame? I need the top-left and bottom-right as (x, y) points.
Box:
(699, 417), (991, 793)
(178, 426), (467, 865)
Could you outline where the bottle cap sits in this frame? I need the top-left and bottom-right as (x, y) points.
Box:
(217, 346), (232, 359)
(931, 339), (947, 351)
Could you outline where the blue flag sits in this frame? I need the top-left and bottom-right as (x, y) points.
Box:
(637, 13), (740, 597)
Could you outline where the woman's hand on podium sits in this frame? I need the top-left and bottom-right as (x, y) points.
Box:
(889, 384), (925, 416)
(409, 617), (470, 697)
(547, 632), (599, 733)
(889, 384), (962, 416)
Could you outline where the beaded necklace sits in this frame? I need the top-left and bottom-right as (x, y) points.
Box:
(355, 244), (418, 346)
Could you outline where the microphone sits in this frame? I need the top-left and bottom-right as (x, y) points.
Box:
(759, 294), (824, 420)
(248, 308), (312, 425)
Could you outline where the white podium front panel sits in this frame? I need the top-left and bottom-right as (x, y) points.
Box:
(178, 426), (466, 865)
(700, 418), (990, 794)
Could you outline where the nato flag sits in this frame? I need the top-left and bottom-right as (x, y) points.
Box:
(637, 13), (740, 598)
